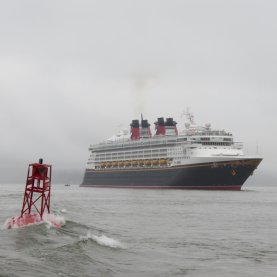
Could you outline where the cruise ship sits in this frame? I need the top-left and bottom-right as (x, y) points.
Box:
(81, 111), (262, 190)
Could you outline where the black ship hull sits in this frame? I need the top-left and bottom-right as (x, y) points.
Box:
(80, 158), (262, 190)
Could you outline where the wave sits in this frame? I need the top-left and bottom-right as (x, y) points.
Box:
(43, 214), (66, 228)
(60, 208), (67, 213)
(80, 232), (123, 249)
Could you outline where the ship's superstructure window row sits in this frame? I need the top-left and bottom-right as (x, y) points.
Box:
(200, 142), (232, 146)
(90, 135), (233, 152)
(91, 147), (169, 162)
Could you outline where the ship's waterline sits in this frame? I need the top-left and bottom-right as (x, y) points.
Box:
(81, 111), (262, 190)
(81, 158), (262, 190)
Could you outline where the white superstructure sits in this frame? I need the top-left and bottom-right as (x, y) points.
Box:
(86, 111), (251, 170)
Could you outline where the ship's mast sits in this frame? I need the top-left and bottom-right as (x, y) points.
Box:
(184, 108), (195, 124)
(181, 107), (195, 130)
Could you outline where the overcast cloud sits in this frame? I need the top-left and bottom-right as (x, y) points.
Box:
(0, 0), (276, 184)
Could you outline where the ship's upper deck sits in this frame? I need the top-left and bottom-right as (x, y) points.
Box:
(89, 132), (241, 152)
(89, 111), (242, 153)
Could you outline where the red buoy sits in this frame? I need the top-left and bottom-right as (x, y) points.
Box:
(20, 158), (52, 219)
(4, 159), (64, 229)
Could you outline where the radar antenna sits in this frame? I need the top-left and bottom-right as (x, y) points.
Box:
(181, 107), (195, 124)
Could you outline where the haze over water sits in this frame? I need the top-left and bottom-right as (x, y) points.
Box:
(1, 184), (276, 277)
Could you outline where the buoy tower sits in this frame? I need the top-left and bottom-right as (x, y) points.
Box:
(4, 159), (64, 229)
(21, 158), (52, 219)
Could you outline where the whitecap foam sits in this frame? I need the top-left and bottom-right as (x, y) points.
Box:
(80, 232), (123, 248)
(43, 214), (66, 228)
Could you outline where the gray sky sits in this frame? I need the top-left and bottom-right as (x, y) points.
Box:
(1, 0), (276, 184)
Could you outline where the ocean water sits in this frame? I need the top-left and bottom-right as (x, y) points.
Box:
(1, 184), (277, 277)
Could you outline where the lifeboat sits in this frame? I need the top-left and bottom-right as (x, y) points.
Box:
(124, 161), (131, 167)
(101, 162), (106, 168)
(106, 162), (111, 168)
(118, 161), (124, 166)
(112, 161), (118, 167)
(160, 159), (167, 165)
(145, 160), (151, 166)
(138, 160), (144, 166)
(132, 160), (138, 166)
(152, 160), (159, 166)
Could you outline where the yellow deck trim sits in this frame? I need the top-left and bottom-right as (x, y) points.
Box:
(86, 158), (261, 173)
